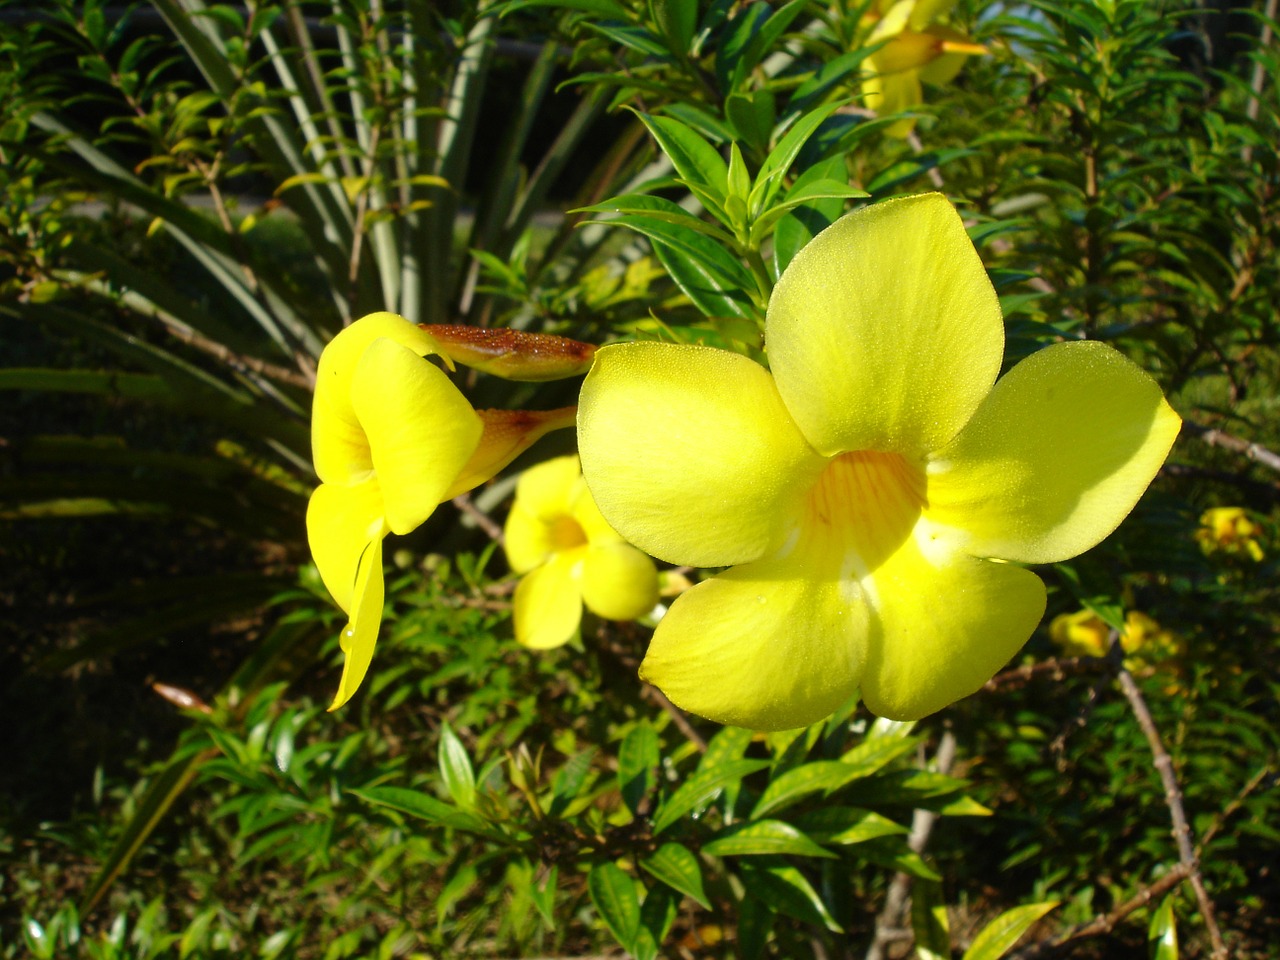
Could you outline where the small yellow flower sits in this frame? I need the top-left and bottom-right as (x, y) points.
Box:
(505, 455), (659, 649)
(1049, 609), (1182, 670)
(578, 194), (1181, 729)
(1048, 608), (1111, 658)
(307, 313), (573, 709)
(1195, 506), (1265, 561)
(860, 0), (988, 137)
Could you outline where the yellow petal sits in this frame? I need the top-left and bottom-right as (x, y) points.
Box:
(445, 407), (578, 500)
(313, 312), (442, 485)
(859, 534), (1047, 720)
(925, 341), (1182, 564)
(578, 342), (824, 567)
(860, 67), (925, 137)
(909, 0), (958, 29)
(504, 503), (552, 574)
(306, 476), (387, 613)
(581, 543), (659, 621)
(766, 194), (1004, 457)
(512, 455), (582, 521)
(639, 553), (869, 731)
(328, 536), (386, 710)
(571, 476), (623, 546)
(512, 552), (585, 649)
(351, 337), (483, 535)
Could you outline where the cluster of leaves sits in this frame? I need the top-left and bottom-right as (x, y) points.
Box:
(2, 0), (1279, 957)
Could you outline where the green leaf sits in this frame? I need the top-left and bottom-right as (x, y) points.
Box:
(738, 860), (842, 932)
(499, 0), (630, 18)
(631, 111), (729, 216)
(962, 901), (1060, 960)
(618, 722), (660, 815)
(702, 819), (836, 859)
(439, 723), (477, 809)
(912, 877), (950, 960)
(651, 237), (759, 320)
(752, 761), (866, 818)
(1146, 895), (1178, 960)
(640, 843), (710, 909)
(725, 89), (776, 157)
(577, 193), (734, 244)
(790, 806), (908, 845)
(549, 748), (597, 816)
(588, 862), (641, 949)
(652, 758), (769, 834)
(650, 0), (697, 56)
(347, 786), (504, 841)
(772, 155), (852, 276)
(80, 746), (213, 915)
(639, 883), (677, 951)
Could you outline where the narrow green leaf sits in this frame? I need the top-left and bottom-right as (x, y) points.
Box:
(550, 749), (597, 816)
(632, 111), (729, 215)
(347, 786), (503, 840)
(703, 819), (836, 859)
(790, 806), (908, 845)
(840, 734), (924, 778)
(652, 759), (769, 834)
(577, 193), (734, 244)
(750, 103), (841, 215)
(738, 860), (842, 932)
(650, 0), (697, 56)
(962, 901), (1060, 960)
(640, 843), (710, 909)
(618, 723), (660, 815)
(639, 883), (677, 952)
(80, 747), (214, 914)
(648, 233), (759, 320)
(1147, 895), (1178, 960)
(698, 725), (755, 772)
(912, 877), (950, 960)
(588, 862), (641, 949)
(439, 723), (477, 809)
(752, 760), (865, 818)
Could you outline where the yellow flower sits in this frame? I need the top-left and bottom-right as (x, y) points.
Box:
(578, 193), (1181, 729)
(1048, 608), (1111, 658)
(860, 0), (988, 137)
(307, 312), (573, 709)
(1195, 506), (1265, 561)
(1049, 609), (1182, 669)
(505, 455), (659, 649)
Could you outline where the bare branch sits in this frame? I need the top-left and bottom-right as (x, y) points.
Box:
(1184, 421), (1280, 475)
(1114, 667), (1228, 959)
(865, 730), (957, 960)
(1008, 863), (1192, 959)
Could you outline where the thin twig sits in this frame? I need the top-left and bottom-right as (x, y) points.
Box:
(639, 684), (707, 752)
(984, 655), (1109, 692)
(1114, 667), (1228, 959)
(1008, 863), (1192, 960)
(865, 730), (957, 960)
(1049, 642), (1124, 763)
(1184, 420), (1280, 474)
(451, 493), (505, 543)
(1196, 764), (1275, 856)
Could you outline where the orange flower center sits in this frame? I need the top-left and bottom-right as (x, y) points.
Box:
(799, 451), (927, 577)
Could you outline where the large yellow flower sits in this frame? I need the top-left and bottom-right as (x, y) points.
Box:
(505, 455), (659, 650)
(860, 0), (987, 137)
(307, 312), (573, 709)
(578, 193), (1181, 729)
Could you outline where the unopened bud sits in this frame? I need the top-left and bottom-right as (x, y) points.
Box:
(423, 325), (596, 381)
